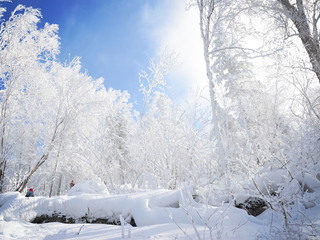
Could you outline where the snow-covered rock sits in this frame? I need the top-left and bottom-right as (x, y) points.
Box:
(254, 168), (289, 195)
(295, 172), (320, 193)
(235, 196), (268, 216)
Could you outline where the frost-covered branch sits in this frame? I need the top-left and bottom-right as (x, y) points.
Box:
(138, 50), (175, 126)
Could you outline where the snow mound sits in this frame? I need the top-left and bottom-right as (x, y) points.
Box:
(2, 187), (318, 239)
(67, 180), (109, 196)
(254, 168), (289, 195)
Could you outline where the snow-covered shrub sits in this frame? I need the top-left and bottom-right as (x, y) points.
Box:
(135, 173), (159, 189)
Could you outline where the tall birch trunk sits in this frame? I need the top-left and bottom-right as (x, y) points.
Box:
(278, 0), (320, 84)
(197, 0), (227, 174)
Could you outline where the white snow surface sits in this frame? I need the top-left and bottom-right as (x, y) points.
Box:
(67, 180), (110, 196)
(0, 181), (317, 240)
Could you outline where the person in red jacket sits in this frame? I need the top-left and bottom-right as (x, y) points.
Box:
(25, 188), (34, 197)
(70, 180), (75, 189)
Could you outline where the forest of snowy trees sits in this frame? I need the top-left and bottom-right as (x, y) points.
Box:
(0, 1), (319, 233)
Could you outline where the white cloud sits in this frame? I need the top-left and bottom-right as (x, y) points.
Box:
(142, 0), (208, 102)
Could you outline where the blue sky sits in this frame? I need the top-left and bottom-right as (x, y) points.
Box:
(1, 0), (207, 110)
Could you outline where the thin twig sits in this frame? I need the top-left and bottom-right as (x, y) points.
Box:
(77, 225), (85, 235)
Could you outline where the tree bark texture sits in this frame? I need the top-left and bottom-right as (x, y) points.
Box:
(278, 0), (320, 83)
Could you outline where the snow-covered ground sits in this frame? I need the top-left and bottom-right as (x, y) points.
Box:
(0, 181), (318, 240)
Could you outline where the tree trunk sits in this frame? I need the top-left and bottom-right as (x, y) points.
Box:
(0, 160), (6, 192)
(197, 0), (226, 169)
(49, 165), (56, 197)
(57, 174), (63, 196)
(278, 0), (320, 83)
(15, 153), (49, 193)
(0, 125), (7, 193)
(49, 145), (61, 197)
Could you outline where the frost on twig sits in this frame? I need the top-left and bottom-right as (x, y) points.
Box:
(138, 49), (176, 125)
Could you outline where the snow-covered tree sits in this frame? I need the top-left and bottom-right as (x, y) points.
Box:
(274, 0), (320, 84)
(0, 4), (136, 194)
(192, 0), (255, 183)
(0, 4), (59, 192)
(92, 89), (134, 188)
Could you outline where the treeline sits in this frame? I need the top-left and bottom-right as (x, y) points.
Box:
(0, 1), (319, 211)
